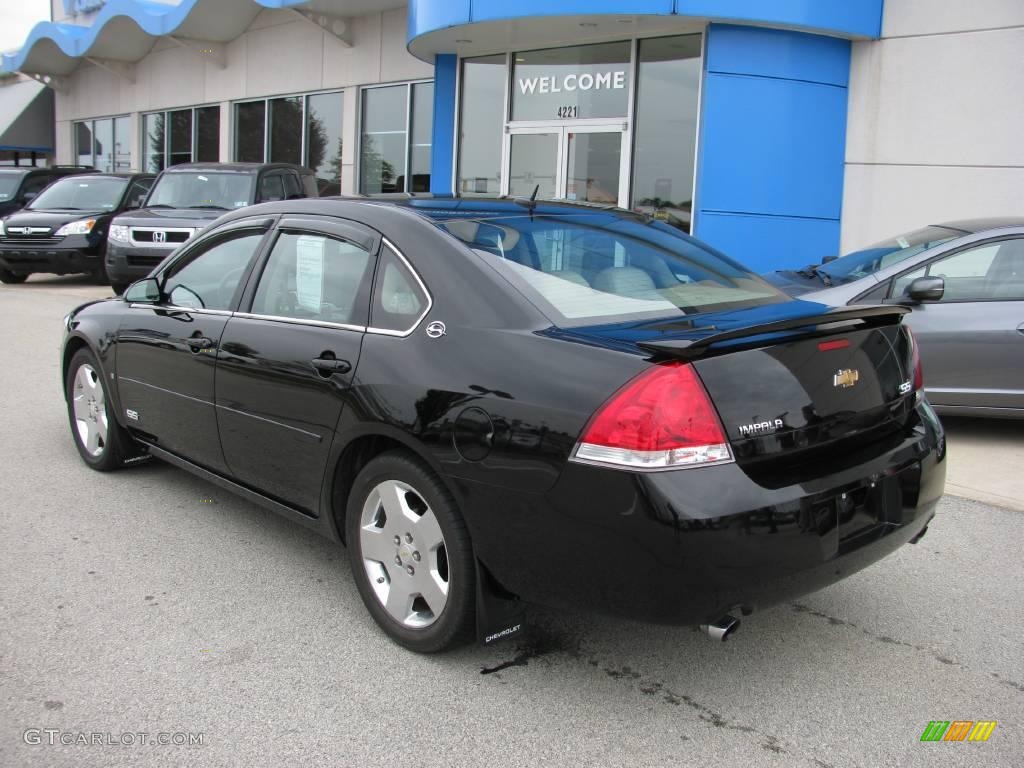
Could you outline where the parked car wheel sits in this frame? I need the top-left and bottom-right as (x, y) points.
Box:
(0, 269), (28, 284)
(65, 349), (132, 471)
(346, 451), (476, 653)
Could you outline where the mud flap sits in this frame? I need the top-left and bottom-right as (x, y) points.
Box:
(475, 559), (525, 646)
(122, 439), (154, 468)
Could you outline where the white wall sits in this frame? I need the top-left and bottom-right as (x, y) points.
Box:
(841, 0), (1024, 251)
(53, 6), (432, 193)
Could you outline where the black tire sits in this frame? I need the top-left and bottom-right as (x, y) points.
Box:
(90, 262), (110, 285)
(346, 451), (476, 653)
(65, 348), (135, 471)
(0, 269), (28, 284)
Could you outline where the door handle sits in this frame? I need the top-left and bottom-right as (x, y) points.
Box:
(311, 357), (352, 375)
(186, 336), (216, 352)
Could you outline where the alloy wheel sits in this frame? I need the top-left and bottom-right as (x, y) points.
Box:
(359, 479), (450, 629)
(72, 364), (108, 458)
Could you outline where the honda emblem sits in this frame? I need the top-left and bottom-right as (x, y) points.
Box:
(153, 230), (166, 244)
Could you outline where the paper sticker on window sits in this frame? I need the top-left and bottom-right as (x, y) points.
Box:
(295, 235), (325, 312)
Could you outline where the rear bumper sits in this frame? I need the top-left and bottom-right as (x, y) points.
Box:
(105, 241), (176, 284)
(0, 237), (101, 275)
(458, 400), (946, 625)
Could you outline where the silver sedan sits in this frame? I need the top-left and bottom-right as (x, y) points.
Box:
(764, 218), (1024, 419)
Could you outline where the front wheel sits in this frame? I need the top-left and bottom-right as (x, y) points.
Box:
(0, 269), (28, 284)
(346, 451), (476, 653)
(65, 349), (134, 471)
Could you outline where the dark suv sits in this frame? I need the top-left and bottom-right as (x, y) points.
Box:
(105, 162), (318, 293)
(0, 166), (97, 218)
(0, 173), (155, 285)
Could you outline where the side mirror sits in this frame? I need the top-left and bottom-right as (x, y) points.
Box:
(905, 276), (944, 303)
(124, 277), (162, 303)
(21, 191), (38, 203)
(821, 255), (838, 264)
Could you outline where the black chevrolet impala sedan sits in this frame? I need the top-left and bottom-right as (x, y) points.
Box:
(60, 198), (946, 652)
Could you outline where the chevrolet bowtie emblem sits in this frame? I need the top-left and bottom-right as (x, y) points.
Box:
(833, 369), (860, 388)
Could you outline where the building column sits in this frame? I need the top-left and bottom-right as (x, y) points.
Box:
(693, 24), (852, 271)
(218, 101), (231, 162)
(430, 53), (457, 195)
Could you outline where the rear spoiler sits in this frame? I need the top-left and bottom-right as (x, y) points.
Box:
(637, 305), (910, 360)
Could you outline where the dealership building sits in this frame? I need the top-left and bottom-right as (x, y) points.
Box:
(0, 0), (1021, 270)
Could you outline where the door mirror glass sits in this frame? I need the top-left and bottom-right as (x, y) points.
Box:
(905, 276), (944, 303)
(124, 277), (162, 303)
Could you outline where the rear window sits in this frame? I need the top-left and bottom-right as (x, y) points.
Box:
(430, 212), (785, 326)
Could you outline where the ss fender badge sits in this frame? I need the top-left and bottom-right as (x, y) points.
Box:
(833, 368), (860, 389)
(899, 380), (913, 395)
(425, 320), (447, 339)
(126, 409), (139, 421)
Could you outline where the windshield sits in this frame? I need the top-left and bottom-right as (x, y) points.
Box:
(819, 225), (962, 284)
(429, 211), (786, 327)
(0, 174), (24, 201)
(146, 172), (255, 210)
(28, 177), (127, 211)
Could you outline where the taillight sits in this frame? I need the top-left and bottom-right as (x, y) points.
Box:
(907, 327), (924, 391)
(573, 362), (733, 470)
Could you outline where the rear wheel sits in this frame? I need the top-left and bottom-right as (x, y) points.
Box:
(0, 269), (28, 284)
(65, 349), (134, 471)
(346, 451), (476, 653)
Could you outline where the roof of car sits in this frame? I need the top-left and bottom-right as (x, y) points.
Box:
(160, 162), (311, 175)
(56, 172), (153, 181)
(936, 217), (1024, 233)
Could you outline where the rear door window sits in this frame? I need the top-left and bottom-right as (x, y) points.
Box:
(369, 245), (430, 333)
(251, 232), (374, 325)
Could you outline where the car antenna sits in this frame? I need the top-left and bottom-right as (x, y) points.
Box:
(514, 185), (540, 217)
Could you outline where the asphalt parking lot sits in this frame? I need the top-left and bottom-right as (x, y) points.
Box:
(1, 275), (1022, 767)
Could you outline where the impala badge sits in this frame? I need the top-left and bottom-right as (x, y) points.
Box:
(738, 418), (784, 437)
(834, 369), (860, 389)
(425, 321), (447, 339)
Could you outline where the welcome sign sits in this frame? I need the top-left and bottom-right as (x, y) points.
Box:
(511, 42), (632, 121)
(518, 71), (628, 95)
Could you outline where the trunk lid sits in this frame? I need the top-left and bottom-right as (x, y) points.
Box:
(567, 301), (917, 475)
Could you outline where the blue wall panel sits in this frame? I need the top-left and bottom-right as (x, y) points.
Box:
(705, 24), (851, 86)
(408, 0), (883, 45)
(698, 213), (842, 273)
(693, 24), (851, 272)
(698, 75), (848, 219)
(430, 54), (458, 195)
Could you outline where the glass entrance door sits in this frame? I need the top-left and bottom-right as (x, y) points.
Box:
(504, 125), (626, 206)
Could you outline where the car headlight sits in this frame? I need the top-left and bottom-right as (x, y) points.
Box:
(55, 219), (97, 237)
(108, 224), (131, 243)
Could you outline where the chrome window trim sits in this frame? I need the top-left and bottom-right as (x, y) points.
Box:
(233, 312), (366, 333)
(128, 304), (233, 317)
(365, 238), (433, 338)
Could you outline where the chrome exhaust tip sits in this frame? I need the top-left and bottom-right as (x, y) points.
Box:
(700, 614), (740, 642)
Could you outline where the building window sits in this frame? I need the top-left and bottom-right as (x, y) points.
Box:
(233, 91), (344, 193)
(631, 35), (703, 232)
(359, 81), (433, 194)
(511, 42), (632, 122)
(74, 116), (131, 172)
(458, 55), (505, 197)
(143, 106), (221, 173)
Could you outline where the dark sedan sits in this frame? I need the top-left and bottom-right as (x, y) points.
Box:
(0, 173), (154, 284)
(60, 198), (946, 652)
(765, 219), (1024, 418)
